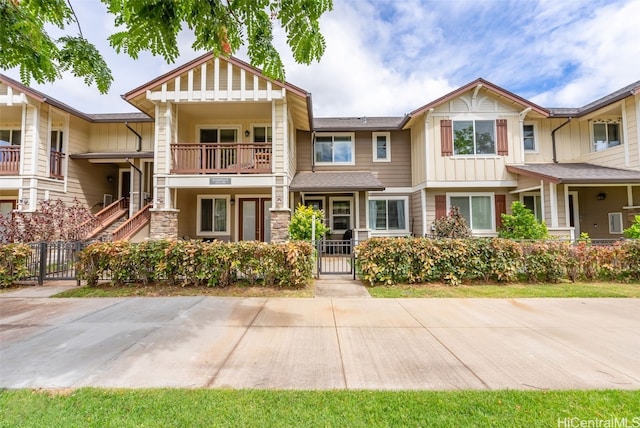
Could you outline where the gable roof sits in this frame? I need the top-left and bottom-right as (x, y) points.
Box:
(548, 79), (640, 118)
(402, 78), (550, 128)
(0, 73), (151, 123)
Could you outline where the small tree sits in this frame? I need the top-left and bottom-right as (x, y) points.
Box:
(431, 206), (472, 238)
(0, 198), (97, 243)
(624, 215), (640, 239)
(499, 201), (549, 240)
(288, 204), (329, 242)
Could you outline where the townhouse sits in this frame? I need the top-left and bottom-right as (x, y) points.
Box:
(1, 53), (639, 242)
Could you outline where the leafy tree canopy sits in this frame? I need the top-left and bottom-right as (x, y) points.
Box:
(0, 0), (332, 93)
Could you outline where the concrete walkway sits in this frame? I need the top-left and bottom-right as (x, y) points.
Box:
(1, 285), (639, 390)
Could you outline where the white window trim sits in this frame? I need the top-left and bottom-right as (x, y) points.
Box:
(590, 121), (622, 153)
(314, 132), (356, 166)
(446, 192), (495, 232)
(196, 124), (242, 143)
(372, 132), (391, 162)
(250, 123), (273, 143)
(451, 119), (497, 157)
(368, 195), (409, 235)
(608, 212), (624, 234)
(328, 197), (353, 233)
(523, 121), (538, 153)
(520, 192), (542, 221)
(197, 194), (231, 236)
(0, 127), (22, 145)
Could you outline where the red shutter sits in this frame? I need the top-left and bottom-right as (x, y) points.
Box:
(495, 194), (506, 229)
(440, 120), (453, 156)
(435, 195), (447, 219)
(496, 119), (508, 155)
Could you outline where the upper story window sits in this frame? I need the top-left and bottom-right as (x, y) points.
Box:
(199, 127), (238, 143)
(372, 132), (391, 162)
(0, 129), (21, 146)
(315, 133), (354, 165)
(592, 122), (621, 152)
(252, 126), (272, 143)
(453, 120), (496, 155)
(50, 130), (64, 152)
(523, 123), (536, 152)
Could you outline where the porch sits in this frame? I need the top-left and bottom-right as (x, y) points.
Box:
(170, 143), (272, 174)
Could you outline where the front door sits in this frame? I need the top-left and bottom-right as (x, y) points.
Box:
(239, 198), (271, 242)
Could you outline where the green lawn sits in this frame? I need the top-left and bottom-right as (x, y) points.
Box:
(367, 282), (640, 298)
(1, 389), (639, 427)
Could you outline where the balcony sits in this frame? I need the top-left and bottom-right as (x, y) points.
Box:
(0, 146), (20, 175)
(170, 143), (272, 174)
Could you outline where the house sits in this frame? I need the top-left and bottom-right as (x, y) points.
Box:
(1, 54), (639, 242)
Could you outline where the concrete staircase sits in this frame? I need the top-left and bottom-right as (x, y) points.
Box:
(315, 275), (371, 298)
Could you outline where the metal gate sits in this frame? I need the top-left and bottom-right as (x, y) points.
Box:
(26, 242), (85, 284)
(316, 239), (356, 278)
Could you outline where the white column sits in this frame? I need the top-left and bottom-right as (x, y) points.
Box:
(549, 182), (558, 227)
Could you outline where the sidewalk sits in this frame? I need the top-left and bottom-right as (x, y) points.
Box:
(1, 291), (639, 390)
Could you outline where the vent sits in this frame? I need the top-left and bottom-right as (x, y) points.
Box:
(103, 193), (113, 207)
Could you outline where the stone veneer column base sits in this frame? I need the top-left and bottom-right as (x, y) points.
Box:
(150, 209), (179, 240)
(270, 208), (291, 243)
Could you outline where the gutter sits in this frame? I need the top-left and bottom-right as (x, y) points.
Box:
(551, 117), (571, 163)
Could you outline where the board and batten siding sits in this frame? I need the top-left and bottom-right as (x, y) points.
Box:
(410, 119), (427, 187)
(89, 122), (154, 153)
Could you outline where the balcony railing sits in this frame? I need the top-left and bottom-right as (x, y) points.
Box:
(50, 150), (65, 179)
(170, 143), (272, 174)
(0, 146), (20, 175)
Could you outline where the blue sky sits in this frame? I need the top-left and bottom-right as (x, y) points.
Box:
(4, 0), (640, 117)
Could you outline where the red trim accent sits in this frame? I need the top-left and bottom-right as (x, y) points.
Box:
(496, 119), (508, 156)
(440, 120), (453, 156)
(495, 194), (506, 229)
(435, 195), (447, 219)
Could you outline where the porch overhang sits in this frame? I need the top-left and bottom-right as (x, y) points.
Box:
(506, 163), (640, 184)
(290, 171), (385, 192)
(70, 152), (154, 163)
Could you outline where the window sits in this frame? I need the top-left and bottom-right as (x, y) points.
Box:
(609, 212), (623, 234)
(199, 127), (238, 143)
(50, 130), (64, 152)
(330, 198), (352, 231)
(372, 132), (390, 162)
(49, 130), (65, 179)
(197, 196), (229, 235)
(0, 129), (21, 146)
(592, 122), (621, 152)
(315, 134), (354, 164)
(252, 126), (272, 143)
(523, 123), (536, 152)
(522, 194), (542, 221)
(368, 198), (407, 232)
(449, 194), (494, 231)
(453, 120), (495, 155)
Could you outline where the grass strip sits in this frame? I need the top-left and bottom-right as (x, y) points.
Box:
(1, 389), (639, 427)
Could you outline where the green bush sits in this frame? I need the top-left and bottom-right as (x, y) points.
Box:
(0, 243), (32, 287)
(76, 240), (314, 288)
(499, 201), (549, 240)
(288, 204), (329, 241)
(623, 215), (640, 239)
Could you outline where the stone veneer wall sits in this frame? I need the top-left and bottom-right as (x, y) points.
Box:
(270, 209), (291, 242)
(150, 209), (179, 240)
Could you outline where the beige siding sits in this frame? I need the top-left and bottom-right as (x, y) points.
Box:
(273, 100), (285, 173)
(410, 119), (426, 186)
(89, 122), (154, 152)
(287, 117), (297, 179)
(627, 97), (639, 168)
(410, 190), (424, 236)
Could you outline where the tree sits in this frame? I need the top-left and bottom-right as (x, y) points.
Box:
(498, 201), (549, 240)
(431, 206), (472, 238)
(288, 204), (328, 241)
(623, 215), (640, 239)
(0, 0), (333, 93)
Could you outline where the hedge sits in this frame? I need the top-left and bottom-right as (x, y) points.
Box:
(0, 243), (31, 287)
(76, 240), (314, 288)
(355, 237), (640, 286)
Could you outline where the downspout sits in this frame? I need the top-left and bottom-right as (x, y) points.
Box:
(125, 122), (143, 152)
(551, 117), (571, 163)
(311, 131), (316, 172)
(126, 158), (143, 213)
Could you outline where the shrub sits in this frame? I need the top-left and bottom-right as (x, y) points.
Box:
(499, 201), (549, 240)
(0, 243), (32, 287)
(431, 206), (472, 238)
(623, 215), (640, 239)
(288, 204), (329, 241)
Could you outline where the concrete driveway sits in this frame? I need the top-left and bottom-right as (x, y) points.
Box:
(1, 290), (639, 390)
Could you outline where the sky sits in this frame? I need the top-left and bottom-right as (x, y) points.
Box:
(4, 0), (640, 117)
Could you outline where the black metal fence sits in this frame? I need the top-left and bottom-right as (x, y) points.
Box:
(25, 241), (85, 285)
(315, 239), (356, 278)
